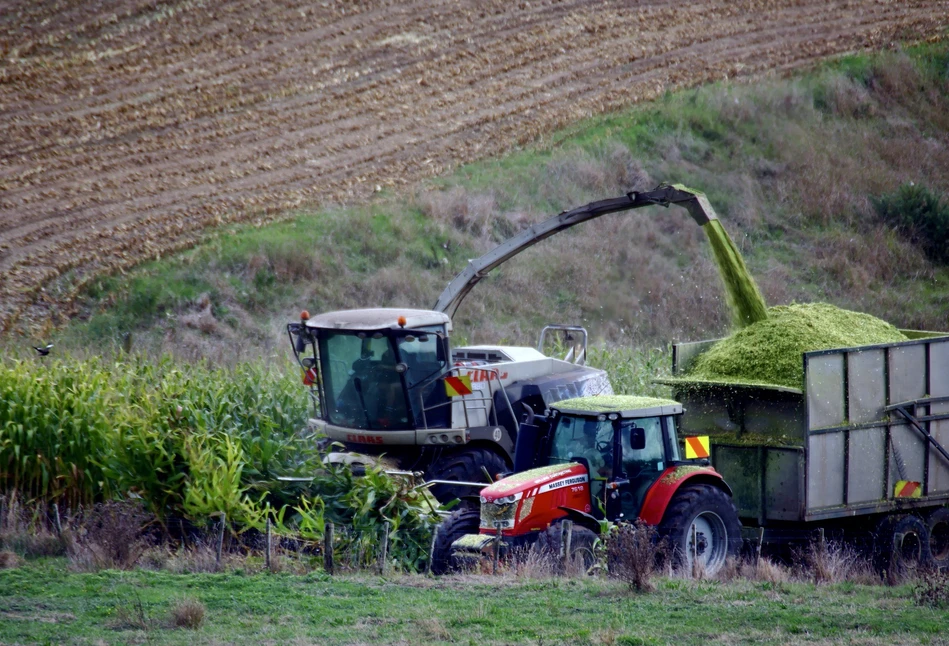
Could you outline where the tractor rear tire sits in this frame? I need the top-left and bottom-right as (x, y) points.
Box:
(533, 520), (599, 575)
(658, 483), (741, 577)
(926, 507), (949, 571)
(426, 447), (508, 509)
(430, 507), (482, 575)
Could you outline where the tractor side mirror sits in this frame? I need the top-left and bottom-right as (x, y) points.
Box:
(629, 426), (645, 451)
(436, 336), (448, 363)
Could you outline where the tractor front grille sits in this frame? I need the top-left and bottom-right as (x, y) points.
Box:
(480, 501), (516, 530)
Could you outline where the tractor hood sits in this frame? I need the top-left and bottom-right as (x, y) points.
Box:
(480, 462), (588, 503)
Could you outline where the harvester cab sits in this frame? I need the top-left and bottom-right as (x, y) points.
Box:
(435, 395), (742, 576)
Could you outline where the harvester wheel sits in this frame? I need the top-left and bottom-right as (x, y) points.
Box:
(658, 483), (741, 577)
(430, 507), (482, 575)
(874, 514), (933, 575)
(927, 507), (949, 570)
(533, 520), (599, 575)
(426, 448), (508, 509)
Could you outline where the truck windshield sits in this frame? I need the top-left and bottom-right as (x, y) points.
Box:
(319, 331), (412, 430)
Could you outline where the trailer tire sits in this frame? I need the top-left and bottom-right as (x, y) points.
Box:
(430, 507), (482, 575)
(426, 448), (508, 508)
(927, 507), (949, 570)
(658, 483), (741, 577)
(534, 520), (599, 574)
(874, 514), (933, 575)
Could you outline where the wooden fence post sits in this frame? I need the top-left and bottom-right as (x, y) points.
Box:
(324, 522), (335, 575)
(215, 513), (226, 568)
(265, 517), (272, 571)
(378, 520), (390, 575)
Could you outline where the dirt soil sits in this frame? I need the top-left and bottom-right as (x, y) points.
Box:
(1, 0), (947, 335)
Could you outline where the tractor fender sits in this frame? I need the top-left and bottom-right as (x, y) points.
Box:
(556, 506), (602, 535)
(638, 465), (732, 526)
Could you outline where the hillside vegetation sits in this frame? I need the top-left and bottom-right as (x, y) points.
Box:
(52, 41), (949, 361)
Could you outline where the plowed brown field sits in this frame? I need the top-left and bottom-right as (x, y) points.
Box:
(1, 0), (947, 335)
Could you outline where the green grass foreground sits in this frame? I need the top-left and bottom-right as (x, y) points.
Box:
(1, 560), (947, 646)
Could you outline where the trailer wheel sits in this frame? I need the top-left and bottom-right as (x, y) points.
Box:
(927, 508), (949, 570)
(658, 483), (741, 577)
(426, 448), (508, 509)
(533, 520), (599, 574)
(430, 507), (482, 575)
(875, 514), (933, 575)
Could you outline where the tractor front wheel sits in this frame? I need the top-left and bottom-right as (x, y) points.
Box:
(534, 520), (599, 574)
(430, 507), (482, 575)
(658, 483), (741, 577)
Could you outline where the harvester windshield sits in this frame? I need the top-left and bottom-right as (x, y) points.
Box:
(318, 326), (448, 431)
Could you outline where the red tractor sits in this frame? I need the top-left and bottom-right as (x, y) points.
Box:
(432, 394), (741, 575)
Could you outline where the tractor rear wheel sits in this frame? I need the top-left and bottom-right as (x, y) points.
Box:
(658, 483), (741, 577)
(533, 520), (599, 575)
(430, 507), (482, 575)
(426, 447), (508, 509)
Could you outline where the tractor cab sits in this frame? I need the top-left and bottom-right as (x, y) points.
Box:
(545, 396), (684, 521)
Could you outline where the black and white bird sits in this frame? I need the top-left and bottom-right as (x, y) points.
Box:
(32, 343), (53, 357)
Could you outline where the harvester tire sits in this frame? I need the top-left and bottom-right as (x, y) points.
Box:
(430, 507), (482, 575)
(927, 507), (949, 571)
(658, 483), (741, 577)
(533, 520), (598, 575)
(426, 448), (508, 509)
(874, 514), (933, 576)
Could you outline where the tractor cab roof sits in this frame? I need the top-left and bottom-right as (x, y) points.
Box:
(550, 395), (682, 418)
(304, 308), (452, 332)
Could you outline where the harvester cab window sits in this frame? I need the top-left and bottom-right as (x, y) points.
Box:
(319, 331), (412, 430)
(396, 325), (449, 428)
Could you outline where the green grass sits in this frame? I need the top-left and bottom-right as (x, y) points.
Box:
(1, 560), (946, 645)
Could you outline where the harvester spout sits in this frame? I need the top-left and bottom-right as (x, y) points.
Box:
(432, 183), (729, 320)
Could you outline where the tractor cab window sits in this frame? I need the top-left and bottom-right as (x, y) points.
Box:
(620, 416), (665, 475)
(619, 416), (667, 519)
(319, 331), (412, 430)
(550, 415), (614, 504)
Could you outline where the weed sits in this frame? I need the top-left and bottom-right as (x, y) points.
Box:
(68, 500), (154, 571)
(169, 597), (206, 629)
(913, 569), (949, 609)
(792, 538), (874, 585)
(0, 550), (20, 569)
(606, 521), (662, 592)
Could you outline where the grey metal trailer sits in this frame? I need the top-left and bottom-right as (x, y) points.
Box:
(667, 331), (949, 569)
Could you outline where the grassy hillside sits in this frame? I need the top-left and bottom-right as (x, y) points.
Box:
(50, 41), (949, 361)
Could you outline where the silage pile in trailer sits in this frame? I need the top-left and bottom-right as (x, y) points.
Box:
(683, 303), (907, 390)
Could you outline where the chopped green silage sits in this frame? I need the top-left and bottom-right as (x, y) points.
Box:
(703, 219), (768, 328)
(685, 303), (908, 389)
(550, 394), (679, 413)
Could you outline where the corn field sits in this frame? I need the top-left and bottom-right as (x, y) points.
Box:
(0, 354), (442, 570)
(0, 355), (312, 514)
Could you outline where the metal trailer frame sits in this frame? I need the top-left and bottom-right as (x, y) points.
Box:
(670, 332), (949, 526)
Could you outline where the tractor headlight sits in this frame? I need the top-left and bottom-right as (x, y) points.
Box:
(494, 494), (517, 505)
